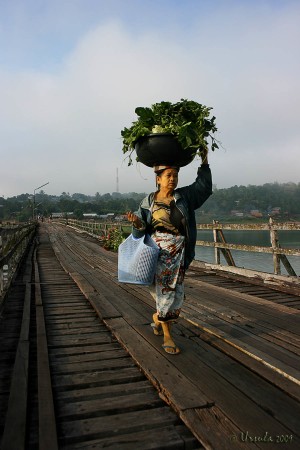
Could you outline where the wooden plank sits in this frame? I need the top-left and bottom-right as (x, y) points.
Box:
(105, 319), (297, 445)
(56, 377), (154, 406)
(55, 380), (154, 402)
(44, 308), (93, 315)
(185, 290), (300, 351)
(50, 349), (128, 364)
(184, 333), (300, 436)
(50, 357), (135, 374)
(47, 326), (104, 336)
(187, 278), (300, 332)
(60, 424), (196, 450)
(85, 290), (122, 320)
(19, 282), (31, 341)
(62, 256), (154, 326)
(164, 335), (298, 440)
(191, 261), (300, 296)
(49, 335), (113, 346)
(52, 367), (146, 389)
(1, 282), (31, 450)
(46, 316), (98, 324)
(182, 306), (300, 385)
(60, 407), (182, 442)
(186, 290), (300, 348)
(36, 305), (58, 450)
(184, 295), (300, 355)
(184, 294), (300, 364)
(87, 278), (153, 325)
(181, 406), (253, 450)
(186, 322), (300, 402)
(49, 228), (154, 327)
(104, 317), (212, 410)
(1, 341), (29, 450)
(46, 321), (102, 330)
(35, 246), (58, 450)
(57, 391), (164, 419)
(62, 271), (122, 320)
(49, 343), (120, 357)
(47, 330), (106, 340)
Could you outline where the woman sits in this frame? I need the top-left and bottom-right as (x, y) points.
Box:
(127, 151), (212, 354)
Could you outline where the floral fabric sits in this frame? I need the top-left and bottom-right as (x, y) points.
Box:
(150, 230), (185, 322)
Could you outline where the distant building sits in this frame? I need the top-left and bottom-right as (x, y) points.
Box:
(97, 213), (116, 221)
(51, 212), (74, 218)
(250, 210), (263, 218)
(115, 214), (127, 222)
(83, 213), (99, 219)
(270, 207), (281, 216)
(231, 210), (244, 217)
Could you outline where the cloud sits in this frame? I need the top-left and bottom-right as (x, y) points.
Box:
(0, 1), (300, 197)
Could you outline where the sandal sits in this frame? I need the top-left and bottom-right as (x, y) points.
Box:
(162, 344), (180, 355)
(151, 323), (163, 336)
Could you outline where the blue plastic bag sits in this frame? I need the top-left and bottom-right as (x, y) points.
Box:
(118, 234), (160, 285)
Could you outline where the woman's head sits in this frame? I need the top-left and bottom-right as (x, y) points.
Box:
(155, 167), (179, 192)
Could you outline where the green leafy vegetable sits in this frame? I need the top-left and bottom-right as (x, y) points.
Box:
(121, 99), (219, 165)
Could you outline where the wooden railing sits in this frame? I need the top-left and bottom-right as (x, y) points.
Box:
(196, 218), (300, 277)
(52, 218), (131, 238)
(53, 217), (300, 279)
(0, 223), (36, 300)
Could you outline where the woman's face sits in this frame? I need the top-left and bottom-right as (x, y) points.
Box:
(157, 168), (179, 191)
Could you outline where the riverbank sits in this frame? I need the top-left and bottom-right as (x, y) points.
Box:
(196, 213), (300, 224)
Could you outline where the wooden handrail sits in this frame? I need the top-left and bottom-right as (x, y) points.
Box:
(196, 218), (300, 276)
(0, 223), (36, 299)
(53, 217), (299, 277)
(53, 218), (131, 236)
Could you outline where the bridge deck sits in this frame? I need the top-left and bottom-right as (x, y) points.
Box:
(46, 222), (300, 449)
(1, 222), (299, 449)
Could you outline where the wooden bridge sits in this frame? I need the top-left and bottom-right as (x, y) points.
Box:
(0, 222), (300, 449)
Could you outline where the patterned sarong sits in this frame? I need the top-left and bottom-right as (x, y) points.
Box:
(150, 230), (185, 322)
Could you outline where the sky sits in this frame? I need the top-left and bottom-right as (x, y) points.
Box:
(0, 0), (299, 198)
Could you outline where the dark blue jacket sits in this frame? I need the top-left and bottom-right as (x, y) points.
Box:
(132, 164), (212, 269)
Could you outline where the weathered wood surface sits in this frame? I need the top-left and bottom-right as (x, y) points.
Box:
(46, 222), (300, 449)
(1, 227), (201, 450)
(0, 223), (36, 301)
(34, 247), (59, 450)
(1, 293), (30, 450)
(35, 228), (200, 449)
(0, 245), (33, 450)
(192, 260), (300, 298)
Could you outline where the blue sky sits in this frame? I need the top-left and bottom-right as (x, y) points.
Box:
(0, 0), (299, 197)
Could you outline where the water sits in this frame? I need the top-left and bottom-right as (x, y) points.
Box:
(195, 229), (300, 276)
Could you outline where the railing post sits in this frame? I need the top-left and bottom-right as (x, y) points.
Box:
(0, 235), (3, 295)
(3, 264), (9, 289)
(213, 220), (220, 264)
(269, 217), (281, 275)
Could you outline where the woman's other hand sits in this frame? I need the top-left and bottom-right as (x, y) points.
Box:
(200, 148), (208, 164)
(127, 211), (142, 229)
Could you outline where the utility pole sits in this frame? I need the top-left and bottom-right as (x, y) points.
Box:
(116, 168), (119, 193)
(33, 182), (49, 220)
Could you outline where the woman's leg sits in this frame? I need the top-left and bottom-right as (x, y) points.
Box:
(161, 321), (180, 354)
(151, 312), (163, 335)
(150, 233), (185, 353)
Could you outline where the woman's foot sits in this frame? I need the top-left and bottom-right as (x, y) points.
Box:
(161, 320), (180, 354)
(162, 339), (180, 355)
